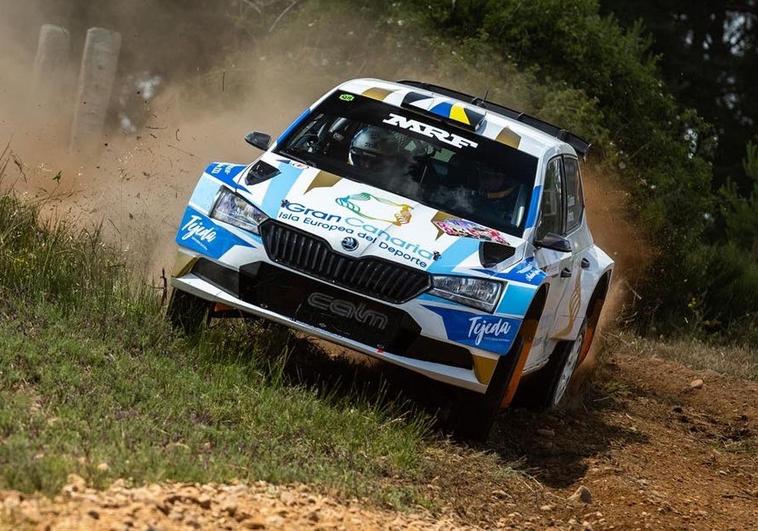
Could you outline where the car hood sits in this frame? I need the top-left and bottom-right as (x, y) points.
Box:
(240, 155), (527, 274)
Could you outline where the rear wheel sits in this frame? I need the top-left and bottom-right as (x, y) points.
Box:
(549, 324), (585, 408)
(166, 288), (212, 335)
(516, 322), (586, 410)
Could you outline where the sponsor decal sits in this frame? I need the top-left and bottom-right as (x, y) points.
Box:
(433, 218), (511, 246)
(424, 305), (521, 354)
(210, 162), (245, 177)
(204, 162), (247, 189)
(339, 93), (355, 102)
(475, 257), (547, 288)
(175, 208), (255, 260)
(336, 192), (413, 226)
(473, 258), (546, 287)
(513, 260), (542, 282)
(278, 200), (436, 268)
(180, 214), (217, 248)
(468, 316), (513, 347)
(307, 292), (388, 330)
(382, 113), (479, 150)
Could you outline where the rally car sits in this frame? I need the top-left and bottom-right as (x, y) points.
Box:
(167, 79), (614, 438)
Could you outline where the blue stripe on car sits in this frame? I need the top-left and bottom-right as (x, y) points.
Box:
(430, 101), (453, 119)
(525, 185), (542, 229)
(416, 292), (456, 305)
(496, 284), (536, 316)
(261, 164), (306, 218)
(276, 108), (312, 145)
(204, 162), (246, 189)
(189, 174), (222, 213)
(427, 237), (479, 274)
(473, 258), (546, 286)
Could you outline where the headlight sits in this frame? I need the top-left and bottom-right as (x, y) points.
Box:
(430, 275), (504, 313)
(211, 188), (267, 234)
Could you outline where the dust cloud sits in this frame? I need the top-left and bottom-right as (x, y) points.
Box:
(0, 0), (331, 275)
(0, 0), (647, 325)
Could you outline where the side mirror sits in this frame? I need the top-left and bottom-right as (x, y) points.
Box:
(534, 232), (572, 253)
(244, 131), (272, 151)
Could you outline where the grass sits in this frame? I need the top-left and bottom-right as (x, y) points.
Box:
(0, 187), (436, 506)
(605, 331), (758, 381)
(0, 313), (427, 502)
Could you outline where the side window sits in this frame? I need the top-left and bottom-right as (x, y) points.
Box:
(563, 157), (584, 232)
(536, 157), (563, 239)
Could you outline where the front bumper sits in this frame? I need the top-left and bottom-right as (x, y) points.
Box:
(172, 255), (492, 393)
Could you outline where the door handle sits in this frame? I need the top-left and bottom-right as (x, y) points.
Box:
(581, 258), (591, 269)
(561, 267), (573, 278)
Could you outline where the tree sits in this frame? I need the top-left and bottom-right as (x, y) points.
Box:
(721, 140), (758, 259)
(600, 1), (758, 193)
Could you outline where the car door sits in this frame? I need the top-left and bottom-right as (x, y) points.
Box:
(531, 156), (576, 361)
(552, 155), (592, 338)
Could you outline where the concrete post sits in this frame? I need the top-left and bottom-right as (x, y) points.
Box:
(30, 24), (71, 111)
(70, 27), (122, 153)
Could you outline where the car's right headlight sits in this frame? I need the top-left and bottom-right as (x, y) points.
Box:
(210, 187), (268, 234)
(429, 275), (504, 313)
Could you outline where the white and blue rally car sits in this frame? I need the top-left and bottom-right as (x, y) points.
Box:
(168, 79), (614, 438)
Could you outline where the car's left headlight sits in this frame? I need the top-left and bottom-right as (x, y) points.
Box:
(211, 188), (268, 235)
(430, 275), (504, 313)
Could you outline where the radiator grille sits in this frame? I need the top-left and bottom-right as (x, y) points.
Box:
(260, 222), (431, 303)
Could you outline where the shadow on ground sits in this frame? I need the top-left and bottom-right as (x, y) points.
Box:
(212, 320), (649, 489)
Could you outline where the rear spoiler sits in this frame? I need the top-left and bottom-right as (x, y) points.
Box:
(397, 80), (592, 157)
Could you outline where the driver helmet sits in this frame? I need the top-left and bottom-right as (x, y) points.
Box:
(479, 171), (516, 201)
(348, 126), (401, 173)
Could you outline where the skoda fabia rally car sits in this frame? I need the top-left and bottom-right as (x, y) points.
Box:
(167, 79), (614, 438)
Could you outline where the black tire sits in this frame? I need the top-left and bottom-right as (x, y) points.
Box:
(515, 321), (586, 410)
(166, 288), (212, 335)
(446, 335), (525, 441)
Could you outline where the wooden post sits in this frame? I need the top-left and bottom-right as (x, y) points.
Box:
(70, 27), (122, 153)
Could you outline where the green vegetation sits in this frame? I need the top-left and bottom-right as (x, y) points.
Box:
(0, 187), (438, 503)
(606, 332), (758, 382)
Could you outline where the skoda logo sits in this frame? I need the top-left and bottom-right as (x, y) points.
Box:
(341, 237), (359, 252)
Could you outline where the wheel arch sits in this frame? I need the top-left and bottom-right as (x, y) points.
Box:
(578, 267), (613, 365)
(496, 282), (550, 408)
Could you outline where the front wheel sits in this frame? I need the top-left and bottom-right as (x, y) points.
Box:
(166, 288), (212, 335)
(446, 335), (526, 441)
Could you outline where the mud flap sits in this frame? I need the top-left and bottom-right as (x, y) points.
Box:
(499, 317), (540, 408)
(447, 333), (525, 441)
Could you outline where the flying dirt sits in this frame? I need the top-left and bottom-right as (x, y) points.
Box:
(0, 1), (755, 530)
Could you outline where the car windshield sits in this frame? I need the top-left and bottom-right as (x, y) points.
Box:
(275, 91), (539, 237)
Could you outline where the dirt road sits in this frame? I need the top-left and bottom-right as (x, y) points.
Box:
(1, 110), (755, 531)
(2, 339), (755, 530)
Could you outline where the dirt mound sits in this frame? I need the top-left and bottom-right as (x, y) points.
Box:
(0, 478), (470, 530)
